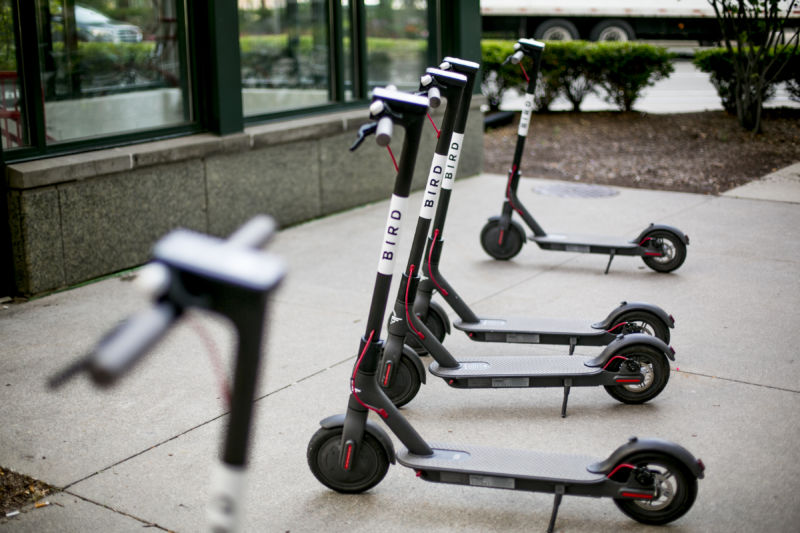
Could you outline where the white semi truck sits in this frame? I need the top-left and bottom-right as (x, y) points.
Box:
(481, 0), (800, 42)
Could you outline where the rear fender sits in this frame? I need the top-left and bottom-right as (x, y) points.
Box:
(588, 436), (705, 479)
(634, 223), (690, 246)
(592, 301), (674, 331)
(585, 333), (674, 368)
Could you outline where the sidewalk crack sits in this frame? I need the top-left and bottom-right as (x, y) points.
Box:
(62, 490), (170, 531)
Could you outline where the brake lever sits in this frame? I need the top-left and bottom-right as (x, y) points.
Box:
(350, 122), (378, 152)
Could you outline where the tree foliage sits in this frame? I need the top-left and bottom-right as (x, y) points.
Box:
(707, 0), (799, 132)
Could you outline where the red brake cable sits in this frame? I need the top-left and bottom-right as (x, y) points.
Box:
(428, 229), (449, 296)
(519, 61), (530, 82)
(427, 113), (441, 138)
(386, 145), (399, 172)
(405, 265), (425, 339)
(350, 329), (388, 419)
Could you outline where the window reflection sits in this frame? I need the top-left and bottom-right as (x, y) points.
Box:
(0, 0), (25, 149)
(239, 0), (331, 116)
(366, 0), (427, 91)
(37, 0), (190, 142)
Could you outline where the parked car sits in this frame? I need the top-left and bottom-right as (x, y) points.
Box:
(75, 4), (143, 43)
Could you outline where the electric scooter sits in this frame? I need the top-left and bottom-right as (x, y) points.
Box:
(410, 57), (675, 357)
(307, 87), (704, 533)
(380, 67), (676, 418)
(479, 39), (689, 274)
(49, 216), (285, 533)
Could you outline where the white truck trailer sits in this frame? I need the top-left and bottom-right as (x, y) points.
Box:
(481, 0), (800, 42)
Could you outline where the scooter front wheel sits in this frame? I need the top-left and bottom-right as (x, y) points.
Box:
(604, 345), (670, 404)
(614, 310), (670, 344)
(382, 351), (422, 407)
(641, 230), (687, 273)
(307, 427), (390, 494)
(480, 219), (524, 260)
(614, 452), (698, 525)
(404, 303), (450, 355)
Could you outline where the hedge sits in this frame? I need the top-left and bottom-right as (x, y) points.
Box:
(481, 40), (675, 112)
(693, 47), (800, 112)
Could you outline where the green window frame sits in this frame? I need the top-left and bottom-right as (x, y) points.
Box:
(0, 0), (478, 164)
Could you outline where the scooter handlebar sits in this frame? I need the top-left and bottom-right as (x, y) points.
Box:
(49, 215), (283, 389)
(228, 214), (276, 249)
(427, 86), (441, 108)
(508, 50), (524, 65)
(90, 302), (179, 386)
(375, 116), (393, 147)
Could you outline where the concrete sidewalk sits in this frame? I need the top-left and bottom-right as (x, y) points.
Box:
(2, 168), (799, 532)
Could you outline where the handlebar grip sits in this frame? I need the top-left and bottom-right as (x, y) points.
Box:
(510, 50), (524, 65)
(375, 117), (393, 147)
(228, 215), (276, 249)
(91, 302), (179, 386)
(427, 86), (441, 108)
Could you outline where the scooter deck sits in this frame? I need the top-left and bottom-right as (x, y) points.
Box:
(397, 442), (604, 486)
(453, 316), (600, 341)
(531, 233), (639, 254)
(429, 355), (599, 384)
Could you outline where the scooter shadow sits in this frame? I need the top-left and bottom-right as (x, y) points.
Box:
(402, 390), (666, 426)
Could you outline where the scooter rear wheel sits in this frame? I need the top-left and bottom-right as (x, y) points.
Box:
(604, 345), (670, 404)
(307, 427), (390, 494)
(614, 310), (670, 344)
(480, 219), (524, 260)
(641, 230), (687, 273)
(614, 452), (697, 525)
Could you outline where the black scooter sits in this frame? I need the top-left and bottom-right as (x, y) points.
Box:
(50, 216), (285, 533)
(307, 87), (704, 533)
(380, 68), (676, 418)
(410, 57), (675, 358)
(479, 39), (689, 274)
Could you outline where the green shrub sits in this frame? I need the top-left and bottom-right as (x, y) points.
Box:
(590, 42), (674, 112)
(480, 40), (674, 113)
(480, 39), (525, 111)
(547, 41), (597, 111)
(694, 47), (800, 112)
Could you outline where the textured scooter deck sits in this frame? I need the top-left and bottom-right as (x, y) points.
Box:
(532, 233), (638, 251)
(429, 356), (597, 379)
(454, 316), (599, 336)
(397, 443), (604, 484)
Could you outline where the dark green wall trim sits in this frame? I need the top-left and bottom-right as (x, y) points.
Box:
(437, 0), (482, 65)
(350, 0), (367, 100)
(328, 0), (345, 102)
(192, 0), (244, 135)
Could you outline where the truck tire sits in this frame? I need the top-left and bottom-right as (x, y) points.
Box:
(590, 19), (636, 41)
(534, 19), (580, 41)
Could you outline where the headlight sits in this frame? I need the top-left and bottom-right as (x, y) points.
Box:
(89, 27), (114, 41)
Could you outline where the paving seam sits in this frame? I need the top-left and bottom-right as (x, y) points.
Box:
(676, 369), (800, 394)
(59, 357), (354, 492)
(61, 489), (171, 531)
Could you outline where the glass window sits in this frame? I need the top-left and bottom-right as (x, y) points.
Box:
(239, 0), (331, 117)
(0, 0), (25, 149)
(365, 0), (427, 91)
(36, 0), (191, 143)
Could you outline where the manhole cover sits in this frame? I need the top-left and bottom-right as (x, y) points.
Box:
(533, 182), (619, 198)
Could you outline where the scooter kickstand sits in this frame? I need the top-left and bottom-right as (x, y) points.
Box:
(604, 250), (616, 275)
(546, 485), (565, 533)
(568, 337), (576, 355)
(560, 379), (572, 418)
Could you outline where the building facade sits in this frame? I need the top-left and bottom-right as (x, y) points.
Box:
(1, 0), (483, 296)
